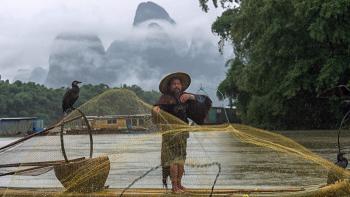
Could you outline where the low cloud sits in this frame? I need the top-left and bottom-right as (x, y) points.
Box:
(0, 0), (230, 105)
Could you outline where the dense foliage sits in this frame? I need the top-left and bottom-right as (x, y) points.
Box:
(121, 84), (160, 105)
(0, 80), (160, 125)
(201, 0), (350, 129)
(82, 89), (150, 116)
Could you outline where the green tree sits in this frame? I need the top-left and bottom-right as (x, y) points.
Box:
(200, 0), (350, 129)
(122, 84), (161, 104)
(0, 80), (160, 126)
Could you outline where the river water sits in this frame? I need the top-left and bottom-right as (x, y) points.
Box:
(0, 129), (347, 189)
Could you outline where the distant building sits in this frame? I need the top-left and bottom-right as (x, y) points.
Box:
(205, 107), (239, 124)
(0, 117), (44, 136)
(61, 108), (238, 135)
(74, 114), (152, 133)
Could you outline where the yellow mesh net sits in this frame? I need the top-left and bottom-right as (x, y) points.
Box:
(1, 89), (350, 196)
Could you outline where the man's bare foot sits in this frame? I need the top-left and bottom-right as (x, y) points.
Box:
(178, 185), (186, 191)
(172, 187), (184, 193)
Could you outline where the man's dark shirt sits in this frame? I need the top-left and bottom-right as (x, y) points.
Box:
(154, 92), (211, 124)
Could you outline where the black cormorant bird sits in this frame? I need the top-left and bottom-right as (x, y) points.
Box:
(336, 152), (348, 169)
(327, 152), (348, 184)
(62, 80), (82, 113)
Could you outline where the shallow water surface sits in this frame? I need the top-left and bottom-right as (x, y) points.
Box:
(0, 129), (346, 189)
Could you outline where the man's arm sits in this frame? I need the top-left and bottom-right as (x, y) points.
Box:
(179, 93), (195, 103)
(152, 95), (176, 122)
(179, 93), (208, 104)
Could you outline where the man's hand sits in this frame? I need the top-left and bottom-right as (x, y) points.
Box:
(179, 94), (195, 103)
(153, 106), (160, 113)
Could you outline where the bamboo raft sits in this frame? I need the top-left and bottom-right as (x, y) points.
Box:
(0, 187), (305, 197)
(2, 181), (350, 197)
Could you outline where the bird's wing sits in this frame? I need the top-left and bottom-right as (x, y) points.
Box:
(62, 88), (74, 111)
(71, 95), (79, 107)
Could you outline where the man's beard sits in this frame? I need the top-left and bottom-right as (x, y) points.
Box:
(172, 88), (183, 99)
(171, 88), (186, 113)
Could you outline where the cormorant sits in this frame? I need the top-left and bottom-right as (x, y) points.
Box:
(336, 152), (348, 169)
(327, 152), (348, 184)
(62, 80), (82, 113)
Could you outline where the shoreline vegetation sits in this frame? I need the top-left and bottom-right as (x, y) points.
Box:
(200, 0), (350, 130)
(0, 80), (160, 126)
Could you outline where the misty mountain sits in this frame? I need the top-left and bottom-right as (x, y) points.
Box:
(29, 67), (48, 84)
(133, 1), (176, 26)
(13, 67), (47, 84)
(46, 33), (109, 87)
(106, 28), (224, 83)
(44, 1), (226, 104)
(13, 69), (31, 82)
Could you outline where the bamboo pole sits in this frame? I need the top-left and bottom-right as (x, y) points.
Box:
(0, 166), (52, 177)
(0, 114), (82, 152)
(0, 157), (85, 168)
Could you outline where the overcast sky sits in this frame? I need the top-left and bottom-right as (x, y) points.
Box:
(0, 0), (225, 81)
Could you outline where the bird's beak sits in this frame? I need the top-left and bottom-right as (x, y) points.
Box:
(77, 81), (82, 84)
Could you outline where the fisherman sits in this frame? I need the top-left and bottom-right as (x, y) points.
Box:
(152, 72), (212, 193)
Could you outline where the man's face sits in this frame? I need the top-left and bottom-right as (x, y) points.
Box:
(169, 78), (183, 94)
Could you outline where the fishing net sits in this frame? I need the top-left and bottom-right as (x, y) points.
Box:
(1, 88), (350, 196)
